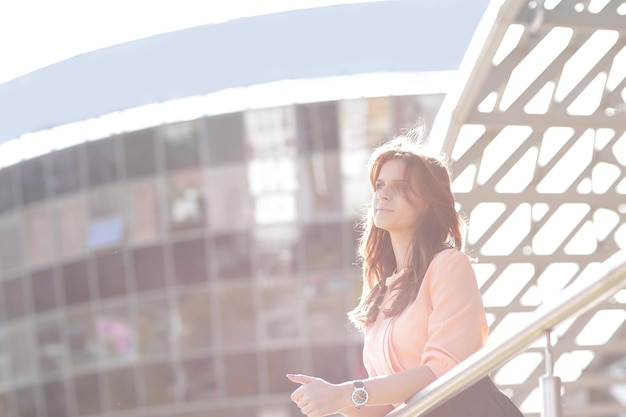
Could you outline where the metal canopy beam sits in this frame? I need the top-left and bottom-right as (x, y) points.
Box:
(431, 0), (626, 415)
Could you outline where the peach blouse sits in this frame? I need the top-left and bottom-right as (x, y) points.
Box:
(362, 248), (488, 381)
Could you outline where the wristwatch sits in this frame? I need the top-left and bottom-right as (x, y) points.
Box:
(351, 380), (369, 408)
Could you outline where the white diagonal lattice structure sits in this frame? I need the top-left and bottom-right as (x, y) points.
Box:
(431, 0), (626, 415)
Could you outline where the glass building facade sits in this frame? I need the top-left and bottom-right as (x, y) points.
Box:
(0, 93), (444, 416)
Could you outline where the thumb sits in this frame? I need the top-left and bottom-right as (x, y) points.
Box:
(286, 373), (316, 385)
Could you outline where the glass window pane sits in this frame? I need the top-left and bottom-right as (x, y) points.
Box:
(339, 97), (392, 150)
(247, 157), (297, 225)
(391, 94), (444, 134)
(96, 251), (129, 299)
(140, 361), (175, 406)
(36, 316), (66, 376)
(26, 205), (56, 265)
(133, 244), (167, 292)
(87, 186), (127, 251)
(42, 380), (70, 417)
(266, 348), (303, 394)
(252, 225), (298, 279)
(207, 164), (253, 231)
(19, 156), (48, 205)
(0, 166), (17, 213)
(312, 345), (350, 383)
(14, 386), (38, 417)
(341, 149), (371, 217)
(181, 356), (220, 401)
(31, 267), (59, 313)
(128, 179), (162, 244)
(204, 112), (245, 165)
(95, 304), (135, 364)
(167, 168), (206, 232)
(213, 232), (252, 280)
(161, 120), (201, 171)
(224, 352), (257, 397)
(259, 281), (301, 343)
(50, 145), (81, 196)
(306, 272), (350, 340)
(135, 297), (171, 358)
(62, 260), (91, 306)
(244, 106), (297, 158)
(67, 308), (99, 370)
(298, 152), (342, 219)
(176, 291), (213, 353)
(218, 285), (255, 346)
(124, 128), (157, 179)
(105, 367), (138, 411)
(296, 101), (339, 154)
(3, 276), (27, 320)
(74, 373), (102, 416)
(302, 221), (344, 271)
(0, 214), (24, 274)
(172, 237), (208, 285)
(87, 136), (119, 187)
(8, 322), (37, 383)
(57, 195), (88, 257)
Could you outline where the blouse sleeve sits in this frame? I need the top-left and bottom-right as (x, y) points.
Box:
(420, 249), (488, 378)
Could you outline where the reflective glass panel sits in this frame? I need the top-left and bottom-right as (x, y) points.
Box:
(224, 352), (258, 397)
(176, 291), (213, 353)
(302, 221), (344, 271)
(8, 322), (37, 383)
(296, 101), (339, 154)
(140, 361), (176, 406)
(3, 275), (27, 320)
(204, 112), (245, 165)
(298, 152), (342, 220)
(172, 237), (208, 285)
(0, 165), (17, 213)
(50, 145), (81, 196)
(135, 296), (171, 358)
(0, 214), (24, 273)
(266, 348), (303, 394)
(31, 267), (58, 313)
(62, 260), (91, 306)
(133, 244), (167, 292)
(74, 372), (102, 416)
(57, 195), (88, 257)
(26, 205), (56, 265)
(96, 251), (129, 299)
(66, 308), (99, 370)
(36, 316), (66, 376)
(161, 120), (201, 171)
(244, 106), (297, 158)
(218, 285), (256, 346)
(206, 164), (253, 231)
(105, 367), (138, 411)
(19, 156), (47, 205)
(124, 128), (157, 179)
(213, 231), (252, 280)
(87, 136), (119, 187)
(42, 380), (70, 417)
(180, 356), (220, 401)
(166, 168), (206, 232)
(128, 178), (161, 244)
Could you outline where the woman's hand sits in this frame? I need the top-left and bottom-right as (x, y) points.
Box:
(287, 373), (349, 417)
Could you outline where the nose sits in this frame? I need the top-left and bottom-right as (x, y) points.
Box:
(377, 186), (391, 200)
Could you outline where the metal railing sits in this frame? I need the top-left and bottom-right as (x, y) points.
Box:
(387, 249), (626, 417)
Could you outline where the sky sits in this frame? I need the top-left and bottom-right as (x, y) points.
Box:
(0, 0), (379, 84)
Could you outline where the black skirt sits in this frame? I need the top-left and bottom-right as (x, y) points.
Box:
(423, 377), (524, 417)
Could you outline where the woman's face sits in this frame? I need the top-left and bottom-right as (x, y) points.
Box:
(372, 159), (428, 236)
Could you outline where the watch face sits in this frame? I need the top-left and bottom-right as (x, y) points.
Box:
(352, 388), (368, 406)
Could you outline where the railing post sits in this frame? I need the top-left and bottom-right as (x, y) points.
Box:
(540, 330), (562, 417)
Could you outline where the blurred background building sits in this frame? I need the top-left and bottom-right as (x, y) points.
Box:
(0, 1), (624, 417)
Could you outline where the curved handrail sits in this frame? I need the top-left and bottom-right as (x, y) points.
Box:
(387, 249), (626, 417)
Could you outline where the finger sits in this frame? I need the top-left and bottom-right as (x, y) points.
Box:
(286, 374), (316, 385)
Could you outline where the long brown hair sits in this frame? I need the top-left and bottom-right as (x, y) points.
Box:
(347, 128), (465, 331)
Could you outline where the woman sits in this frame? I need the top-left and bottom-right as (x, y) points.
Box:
(287, 130), (523, 417)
